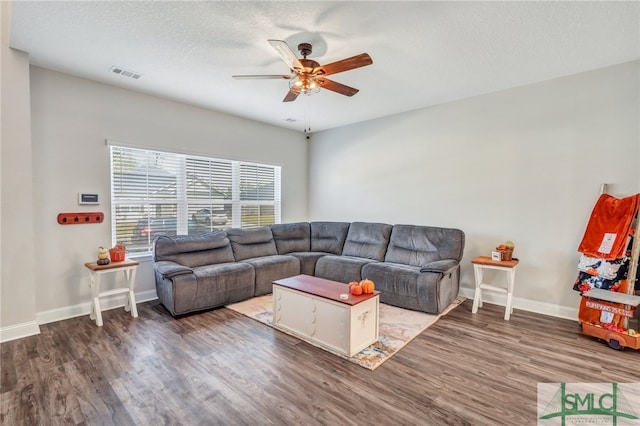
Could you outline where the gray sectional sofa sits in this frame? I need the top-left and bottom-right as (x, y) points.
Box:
(152, 221), (465, 316)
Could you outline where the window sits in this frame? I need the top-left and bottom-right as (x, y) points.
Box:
(110, 145), (281, 254)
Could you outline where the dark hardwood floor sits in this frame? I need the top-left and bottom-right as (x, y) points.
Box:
(1, 299), (638, 425)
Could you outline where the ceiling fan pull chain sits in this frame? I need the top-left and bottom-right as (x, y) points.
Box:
(305, 96), (312, 134)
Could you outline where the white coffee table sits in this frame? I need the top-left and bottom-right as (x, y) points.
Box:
(273, 274), (379, 357)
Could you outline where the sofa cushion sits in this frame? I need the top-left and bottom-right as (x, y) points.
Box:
(242, 255), (300, 296)
(227, 227), (278, 261)
(362, 261), (460, 314)
(315, 255), (377, 284)
(192, 263), (256, 309)
(342, 222), (392, 261)
(153, 231), (235, 268)
(287, 252), (328, 276)
(385, 225), (465, 267)
(271, 222), (311, 254)
(154, 261), (255, 316)
(310, 221), (350, 254)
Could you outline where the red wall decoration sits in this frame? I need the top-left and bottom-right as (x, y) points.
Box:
(57, 212), (104, 225)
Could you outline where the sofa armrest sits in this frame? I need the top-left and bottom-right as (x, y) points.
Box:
(154, 261), (194, 278)
(420, 259), (459, 274)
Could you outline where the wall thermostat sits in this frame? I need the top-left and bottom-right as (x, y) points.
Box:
(78, 192), (99, 205)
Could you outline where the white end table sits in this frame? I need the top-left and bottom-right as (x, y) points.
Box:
(84, 258), (140, 326)
(471, 256), (519, 320)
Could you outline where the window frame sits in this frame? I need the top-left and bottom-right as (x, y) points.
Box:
(110, 144), (281, 255)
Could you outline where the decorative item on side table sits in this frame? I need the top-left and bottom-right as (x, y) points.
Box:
(109, 242), (127, 262)
(97, 246), (110, 265)
(496, 240), (515, 261)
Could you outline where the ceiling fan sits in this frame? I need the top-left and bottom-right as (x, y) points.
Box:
(233, 39), (373, 102)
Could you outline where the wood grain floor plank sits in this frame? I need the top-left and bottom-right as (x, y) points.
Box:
(0, 339), (19, 393)
(67, 356), (136, 425)
(3, 298), (640, 425)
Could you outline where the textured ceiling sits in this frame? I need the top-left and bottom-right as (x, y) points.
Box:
(9, 1), (640, 133)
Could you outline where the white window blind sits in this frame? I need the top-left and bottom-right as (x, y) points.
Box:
(110, 145), (281, 254)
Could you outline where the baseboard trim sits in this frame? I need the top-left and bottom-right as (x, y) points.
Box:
(0, 320), (40, 343)
(36, 289), (158, 325)
(2, 290), (157, 342)
(458, 287), (578, 321)
(4, 288), (578, 343)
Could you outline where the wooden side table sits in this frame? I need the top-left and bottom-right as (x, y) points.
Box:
(84, 259), (140, 326)
(471, 256), (519, 320)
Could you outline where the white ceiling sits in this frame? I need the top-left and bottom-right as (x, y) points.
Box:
(9, 1), (640, 133)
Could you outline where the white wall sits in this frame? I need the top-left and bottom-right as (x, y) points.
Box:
(26, 67), (308, 325)
(309, 61), (640, 319)
(0, 1), (39, 341)
(3, 57), (637, 340)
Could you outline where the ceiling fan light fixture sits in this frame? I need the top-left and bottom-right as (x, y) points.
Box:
(289, 75), (320, 95)
(234, 40), (372, 102)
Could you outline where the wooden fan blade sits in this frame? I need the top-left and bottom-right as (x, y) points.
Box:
(232, 74), (291, 79)
(317, 78), (359, 96)
(315, 53), (372, 76)
(268, 39), (304, 72)
(283, 88), (301, 102)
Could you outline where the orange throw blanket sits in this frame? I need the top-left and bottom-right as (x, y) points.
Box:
(577, 193), (640, 260)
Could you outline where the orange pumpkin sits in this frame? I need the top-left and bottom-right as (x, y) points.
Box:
(350, 284), (363, 296)
(348, 281), (359, 291)
(360, 279), (375, 294)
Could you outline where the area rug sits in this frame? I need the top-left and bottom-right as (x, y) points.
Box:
(226, 294), (465, 370)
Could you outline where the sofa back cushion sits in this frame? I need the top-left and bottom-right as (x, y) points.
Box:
(153, 231), (235, 268)
(310, 222), (350, 255)
(385, 225), (465, 267)
(227, 226), (278, 261)
(342, 222), (393, 261)
(271, 222), (311, 254)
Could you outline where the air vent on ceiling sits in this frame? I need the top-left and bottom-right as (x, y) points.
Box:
(284, 118), (297, 122)
(110, 66), (143, 80)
